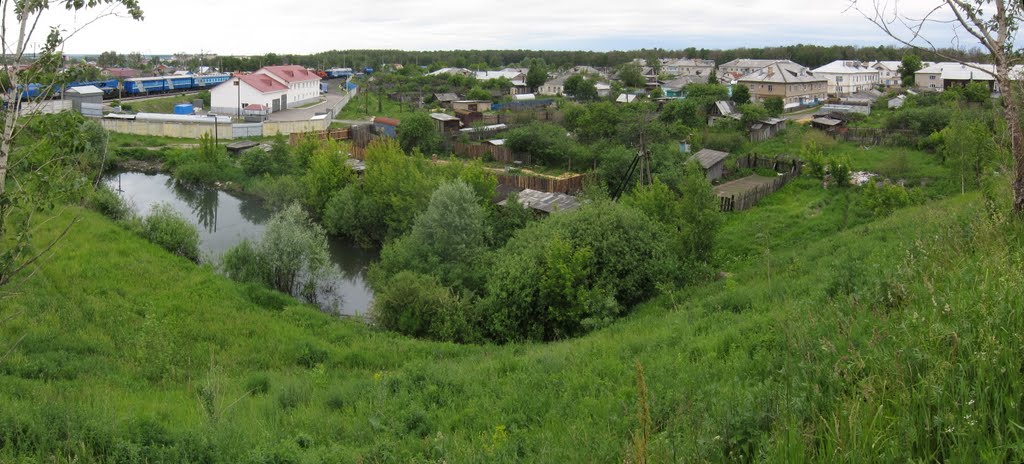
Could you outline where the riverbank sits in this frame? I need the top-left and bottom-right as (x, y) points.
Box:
(105, 170), (378, 315)
(6, 185), (1020, 461)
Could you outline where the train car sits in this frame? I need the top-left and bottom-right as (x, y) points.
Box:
(123, 76), (171, 95)
(193, 73), (231, 88)
(168, 75), (194, 91)
(325, 67), (353, 79)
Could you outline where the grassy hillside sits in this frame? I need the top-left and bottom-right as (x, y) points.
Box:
(4, 161), (1023, 462)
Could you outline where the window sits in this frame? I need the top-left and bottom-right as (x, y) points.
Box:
(768, 85), (773, 91)
(930, 75), (936, 80)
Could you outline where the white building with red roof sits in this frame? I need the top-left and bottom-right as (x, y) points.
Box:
(210, 65), (321, 117)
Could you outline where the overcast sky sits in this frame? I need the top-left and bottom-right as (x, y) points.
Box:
(21, 0), (977, 56)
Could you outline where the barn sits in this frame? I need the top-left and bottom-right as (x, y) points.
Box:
(691, 149), (730, 182)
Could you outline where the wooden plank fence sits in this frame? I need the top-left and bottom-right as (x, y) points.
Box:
(498, 173), (591, 194)
(289, 128), (350, 145)
(719, 154), (802, 212)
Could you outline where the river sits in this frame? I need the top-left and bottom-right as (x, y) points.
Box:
(106, 171), (377, 316)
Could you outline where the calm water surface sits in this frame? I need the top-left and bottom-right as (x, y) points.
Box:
(106, 171), (377, 316)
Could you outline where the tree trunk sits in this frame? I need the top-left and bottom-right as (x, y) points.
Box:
(0, 12), (29, 233)
(998, 72), (1024, 213)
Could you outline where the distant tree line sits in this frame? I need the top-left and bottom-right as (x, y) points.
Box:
(206, 45), (990, 73)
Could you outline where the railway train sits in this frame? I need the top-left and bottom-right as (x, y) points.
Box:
(17, 73), (232, 100)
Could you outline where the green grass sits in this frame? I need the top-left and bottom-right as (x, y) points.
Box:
(121, 93), (202, 114)
(5, 172), (1024, 461)
(337, 92), (426, 121)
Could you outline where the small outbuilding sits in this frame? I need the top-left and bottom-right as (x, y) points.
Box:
(66, 85), (104, 116)
(811, 117), (845, 132)
(430, 113), (461, 134)
(452, 100), (491, 112)
(690, 148), (730, 182)
(499, 188), (580, 214)
(371, 116), (400, 138)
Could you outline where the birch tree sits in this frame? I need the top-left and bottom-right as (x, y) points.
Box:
(0, 0), (142, 289)
(850, 0), (1024, 213)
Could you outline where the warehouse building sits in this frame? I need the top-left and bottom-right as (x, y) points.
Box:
(210, 65), (321, 117)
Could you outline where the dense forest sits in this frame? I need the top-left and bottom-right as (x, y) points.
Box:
(162, 44), (990, 73)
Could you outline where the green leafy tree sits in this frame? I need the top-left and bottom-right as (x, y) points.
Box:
(564, 74), (598, 101)
(730, 84), (751, 105)
(222, 204), (333, 303)
(618, 62), (646, 88)
(677, 163), (721, 268)
(303, 142), (355, 213)
(739, 103), (769, 127)
(467, 86), (491, 101)
(899, 53), (922, 88)
(371, 180), (491, 293)
(527, 62), (548, 92)
(942, 116), (999, 192)
(707, 69), (718, 84)
(483, 200), (676, 342)
(1, 0), (143, 289)
(505, 121), (578, 167)
(764, 97), (784, 116)
(398, 112), (441, 155)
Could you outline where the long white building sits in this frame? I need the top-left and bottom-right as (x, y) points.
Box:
(210, 65), (321, 117)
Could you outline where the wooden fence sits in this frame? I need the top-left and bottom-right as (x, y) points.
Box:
(452, 142), (530, 164)
(718, 170), (799, 212)
(289, 128), (350, 145)
(497, 173), (591, 194)
(718, 154), (802, 212)
(830, 127), (917, 146)
(481, 109), (564, 126)
(734, 154), (802, 174)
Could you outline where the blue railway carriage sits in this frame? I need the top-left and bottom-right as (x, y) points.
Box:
(122, 73), (231, 96)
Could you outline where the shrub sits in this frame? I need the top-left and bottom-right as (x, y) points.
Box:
(702, 131), (746, 153)
(89, 185), (134, 222)
(371, 271), (478, 342)
(828, 158), (851, 188)
(245, 374), (271, 395)
(249, 175), (306, 210)
(221, 204), (333, 304)
(482, 200), (676, 342)
(140, 203), (200, 262)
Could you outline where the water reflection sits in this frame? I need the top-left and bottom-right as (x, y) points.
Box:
(168, 179), (220, 233)
(106, 171), (377, 315)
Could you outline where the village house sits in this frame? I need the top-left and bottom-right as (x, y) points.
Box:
(475, 70), (529, 95)
(737, 61), (827, 111)
(660, 58), (716, 77)
(254, 65), (322, 107)
(660, 75), (705, 97)
(915, 62), (997, 92)
(209, 73), (288, 115)
(812, 60), (880, 95)
(210, 65), (321, 116)
(870, 61), (906, 87)
(718, 59), (796, 82)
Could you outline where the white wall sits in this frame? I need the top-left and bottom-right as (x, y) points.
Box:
(210, 81), (286, 116)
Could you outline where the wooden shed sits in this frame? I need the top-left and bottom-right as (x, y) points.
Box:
(430, 113), (461, 134)
(691, 148), (730, 182)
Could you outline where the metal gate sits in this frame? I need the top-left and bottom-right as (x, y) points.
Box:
(281, 94), (288, 110)
(232, 123), (263, 138)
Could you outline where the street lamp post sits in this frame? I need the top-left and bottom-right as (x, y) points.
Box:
(234, 77), (241, 119)
(209, 112), (218, 145)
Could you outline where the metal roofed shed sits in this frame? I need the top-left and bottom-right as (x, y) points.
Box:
(66, 85), (104, 115)
(690, 148), (731, 182)
(499, 189), (581, 214)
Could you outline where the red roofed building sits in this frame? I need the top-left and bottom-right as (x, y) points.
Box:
(210, 65), (322, 117)
(210, 73), (288, 116)
(255, 65), (322, 107)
